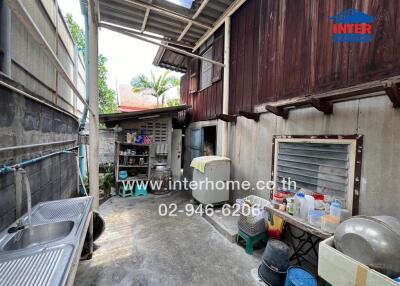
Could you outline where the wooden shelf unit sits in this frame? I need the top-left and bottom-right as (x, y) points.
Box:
(115, 142), (151, 184)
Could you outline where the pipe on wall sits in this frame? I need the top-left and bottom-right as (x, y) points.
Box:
(221, 17), (231, 157)
(0, 0), (11, 76)
(0, 147), (78, 175)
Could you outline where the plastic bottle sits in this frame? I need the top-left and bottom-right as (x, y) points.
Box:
(305, 195), (315, 218)
(294, 193), (307, 220)
(330, 200), (342, 221)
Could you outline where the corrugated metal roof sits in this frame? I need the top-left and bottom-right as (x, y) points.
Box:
(152, 44), (188, 72)
(99, 0), (234, 45)
(100, 105), (191, 124)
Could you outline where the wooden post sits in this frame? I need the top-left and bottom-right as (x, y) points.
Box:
(14, 170), (23, 218)
(221, 16), (230, 157)
(88, 0), (99, 209)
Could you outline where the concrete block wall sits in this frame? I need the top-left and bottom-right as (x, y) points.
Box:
(227, 96), (400, 219)
(0, 82), (78, 232)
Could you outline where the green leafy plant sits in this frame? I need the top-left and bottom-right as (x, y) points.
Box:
(166, 98), (181, 107)
(65, 14), (117, 114)
(100, 172), (115, 198)
(131, 71), (180, 107)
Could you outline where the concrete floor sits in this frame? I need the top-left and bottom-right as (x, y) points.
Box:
(74, 191), (264, 286)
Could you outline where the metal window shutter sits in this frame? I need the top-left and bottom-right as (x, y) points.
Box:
(276, 142), (350, 198)
(129, 122), (168, 143)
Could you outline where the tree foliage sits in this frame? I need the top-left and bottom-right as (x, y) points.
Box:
(65, 14), (117, 114)
(166, 98), (181, 107)
(131, 71), (180, 107)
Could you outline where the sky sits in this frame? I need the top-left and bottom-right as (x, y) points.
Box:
(58, 0), (182, 90)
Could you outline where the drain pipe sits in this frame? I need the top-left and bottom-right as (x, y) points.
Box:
(78, 0), (90, 183)
(0, 0), (11, 76)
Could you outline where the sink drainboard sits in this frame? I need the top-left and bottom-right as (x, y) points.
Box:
(32, 200), (85, 224)
(0, 248), (63, 286)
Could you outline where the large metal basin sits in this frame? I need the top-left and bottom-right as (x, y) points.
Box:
(334, 216), (400, 277)
(2, 221), (74, 251)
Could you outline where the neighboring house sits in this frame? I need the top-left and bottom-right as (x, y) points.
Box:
(153, 0), (400, 219)
(117, 84), (158, 112)
(117, 84), (180, 112)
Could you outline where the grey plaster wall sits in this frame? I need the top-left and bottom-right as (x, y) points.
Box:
(10, 0), (86, 117)
(99, 129), (115, 166)
(227, 96), (400, 219)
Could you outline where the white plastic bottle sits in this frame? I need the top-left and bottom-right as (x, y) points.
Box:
(330, 200), (342, 221)
(305, 195), (315, 218)
(294, 193), (307, 220)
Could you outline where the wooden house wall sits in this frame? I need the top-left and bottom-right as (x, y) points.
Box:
(181, 0), (400, 119)
(180, 73), (223, 122)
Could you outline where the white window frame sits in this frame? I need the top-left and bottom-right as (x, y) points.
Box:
(273, 138), (358, 213)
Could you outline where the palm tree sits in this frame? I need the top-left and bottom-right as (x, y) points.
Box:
(131, 71), (180, 107)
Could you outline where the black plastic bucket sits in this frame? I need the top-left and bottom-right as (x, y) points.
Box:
(262, 239), (291, 272)
(258, 263), (287, 286)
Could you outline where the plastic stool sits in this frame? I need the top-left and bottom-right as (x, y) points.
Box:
(237, 230), (268, 255)
(119, 184), (133, 198)
(134, 183), (148, 197)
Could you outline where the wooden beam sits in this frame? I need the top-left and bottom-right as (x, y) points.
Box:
(384, 81), (400, 108)
(239, 111), (260, 122)
(309, 98), (333, 114)
(178, 0), (209, 42)
(217, 114), (237, 123)
(100, 22), (224, 66)
(140, 0), (152, 32)
(100, 22), (194, 49)
(265, 105), (288, 119)
(253, 76), (400, 114)
(122, 0), (212, 29)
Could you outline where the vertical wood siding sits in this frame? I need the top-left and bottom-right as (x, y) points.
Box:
(181, 0), (400, 119)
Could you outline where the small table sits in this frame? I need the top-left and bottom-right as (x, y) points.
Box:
(265, 206), (332, 266)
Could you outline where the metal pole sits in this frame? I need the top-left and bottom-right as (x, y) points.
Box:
(221, 17), (231, 157)
(88, 0), (99, 209)
(0, 0), (11, 76)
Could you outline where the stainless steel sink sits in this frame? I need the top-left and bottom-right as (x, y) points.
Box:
(0, 197), (93, 286)
(2, 221), (74, 251)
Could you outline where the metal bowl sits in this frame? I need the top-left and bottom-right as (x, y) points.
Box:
(334, 216), (400, 278)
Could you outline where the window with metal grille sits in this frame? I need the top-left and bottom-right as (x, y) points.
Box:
(199, 36), (214, 90)
(127, 121), (168, 143)
(200, 47), (213, 90)
(272, 136), (363, 213)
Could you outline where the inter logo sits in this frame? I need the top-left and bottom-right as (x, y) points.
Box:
(330, 8), (374, 43)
